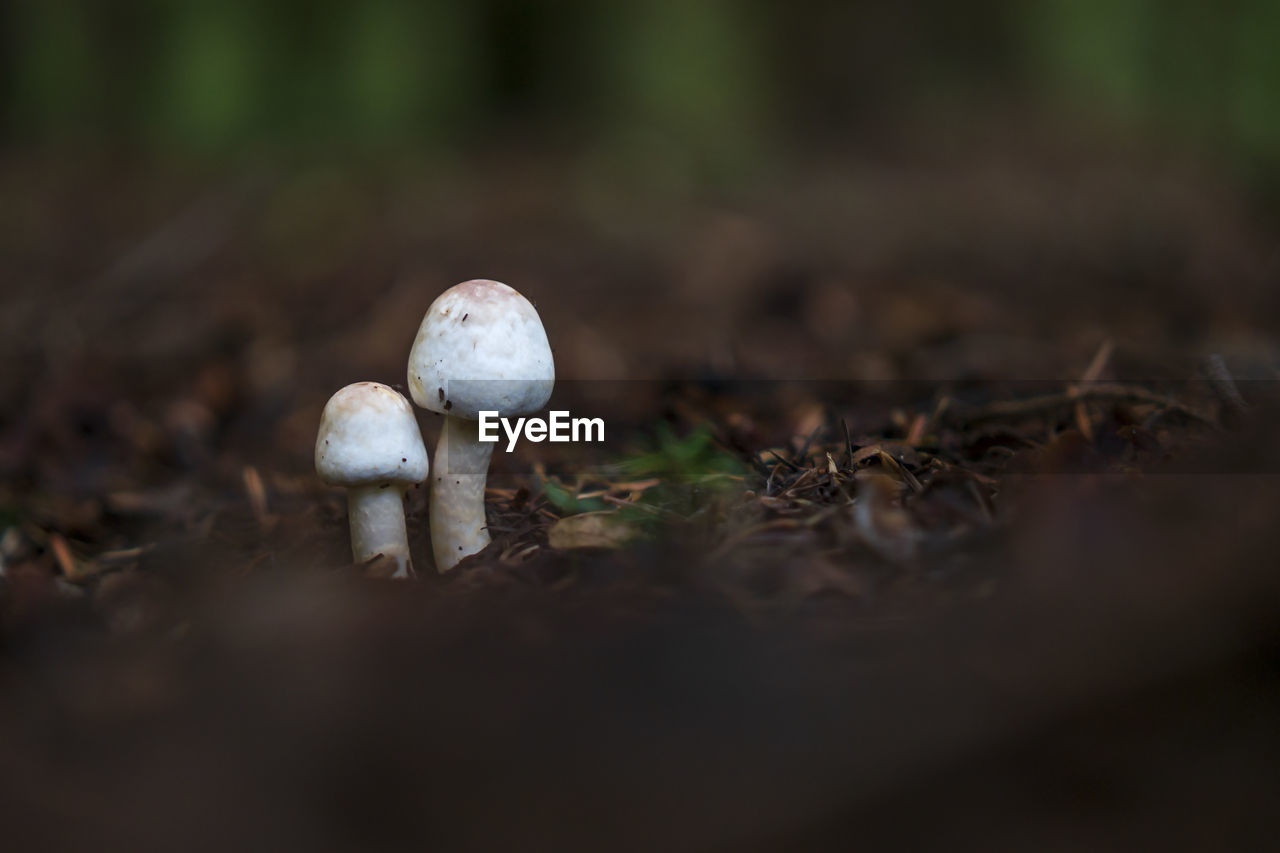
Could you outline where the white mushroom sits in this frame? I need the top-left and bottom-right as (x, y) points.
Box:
(407, 280), (554, 572)
(315, 382), (429, 578)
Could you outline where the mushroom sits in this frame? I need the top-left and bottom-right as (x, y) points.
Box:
(315, 382), (429, 578)
(407, 280), (554, 572)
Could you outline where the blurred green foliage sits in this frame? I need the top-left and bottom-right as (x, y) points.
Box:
(540, 479), (608, 516)
(5, 0), (1278, 172)
(618, 422), (747, 483)
(540, 422), (746, 524)
(1027, 0), (1280, 158)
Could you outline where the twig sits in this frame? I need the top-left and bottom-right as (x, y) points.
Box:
(764, 450), (804, 472)
(904, 413), (927, 446)
(795, 423), (823, 463)
(923, 395), (951, 438)
(1071, 339), (1114, 441)
(1079, 339), (1115, 384)
(1204, 354), (1248, 426)
(948, 384), (1213, 427)
(49, 533), (80, 578)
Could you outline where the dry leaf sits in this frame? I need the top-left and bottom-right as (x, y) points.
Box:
(547, 512), (638, 550)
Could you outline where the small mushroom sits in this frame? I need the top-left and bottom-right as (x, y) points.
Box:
(408, 280), (554, 572)
(315, 382), (429, 578)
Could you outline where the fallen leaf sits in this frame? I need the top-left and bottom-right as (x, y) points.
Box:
(547, 512), (638, 550)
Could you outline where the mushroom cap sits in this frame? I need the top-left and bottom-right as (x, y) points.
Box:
(407, 279), (555, 420)
(315, 382), (429, 486)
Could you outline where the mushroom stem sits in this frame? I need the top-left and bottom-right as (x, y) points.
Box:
(430, 415), (495, 572)
(347, 484), (413, 579)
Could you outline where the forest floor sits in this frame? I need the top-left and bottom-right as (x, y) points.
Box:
(2, 131), (1280, 851)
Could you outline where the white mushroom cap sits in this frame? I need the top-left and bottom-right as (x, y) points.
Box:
(407, 279), (554, 420)
(315, 382), (429, 486)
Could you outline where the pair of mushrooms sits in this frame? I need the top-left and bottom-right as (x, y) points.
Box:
(314, 280), (553, 577)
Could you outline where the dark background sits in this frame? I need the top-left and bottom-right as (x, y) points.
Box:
(2, 3), (1280, 851)
(5, 1), (1280, 177)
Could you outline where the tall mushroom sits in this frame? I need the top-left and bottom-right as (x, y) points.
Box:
(407, 280), (554, 572)
(315, 382), (429, 578)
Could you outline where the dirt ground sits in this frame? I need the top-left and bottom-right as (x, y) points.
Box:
(2, 129), (1280, 851)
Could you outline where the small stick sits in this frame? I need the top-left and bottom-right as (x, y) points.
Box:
(950, 384), (1212, 427)
(795, 422), (823, 464)
(1071, 339), (1114, 441)
(97, 544), (156, 565)
(242, 466), (270, 529)
(1204, 354), (1249, 426)
(49, 533), (79, 578)
(922, 395), (951, 441)
(1079, 339), (1115, 384)
(904, 413), (927, 446)
(764, 450), (804, 472)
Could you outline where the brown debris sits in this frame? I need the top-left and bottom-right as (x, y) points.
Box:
(0, 147), (1277, 852)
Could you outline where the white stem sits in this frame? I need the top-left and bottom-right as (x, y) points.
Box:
(430, 415), (495, 572)
(347, 484), (413, 579)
